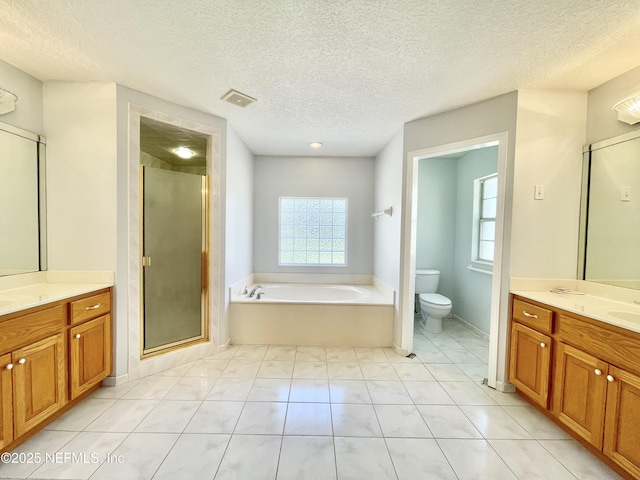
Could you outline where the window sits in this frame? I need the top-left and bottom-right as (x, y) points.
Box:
(471, 174), (497, 272)
(279, 197), (347, 266)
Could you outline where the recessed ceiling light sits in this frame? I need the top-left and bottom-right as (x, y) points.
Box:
(309, 142), (323, 149)
(173, 146), (195, 159)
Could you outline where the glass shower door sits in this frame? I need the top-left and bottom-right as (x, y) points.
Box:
(142, 166), (207, 354)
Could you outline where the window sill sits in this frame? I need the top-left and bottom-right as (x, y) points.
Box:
(468, 263), (493, 275)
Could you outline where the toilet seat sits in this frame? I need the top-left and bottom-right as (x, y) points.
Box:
(418, 293), (451, 307)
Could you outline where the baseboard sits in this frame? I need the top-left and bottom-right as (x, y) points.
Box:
(391, 341), (408, 357)
(219, 337), (232, 350)
(450, 314), (489, 340)
(103, 373), (129, 387)
(495, 380), (516, 393)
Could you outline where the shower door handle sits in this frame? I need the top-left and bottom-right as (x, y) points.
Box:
(142, 256), (152, 267)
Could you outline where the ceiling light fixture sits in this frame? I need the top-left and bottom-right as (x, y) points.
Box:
(613, 93), (640, 125)
(0, 87), (18, 115)
(173, 146), (195, 159)
(309, 142), (323, 149)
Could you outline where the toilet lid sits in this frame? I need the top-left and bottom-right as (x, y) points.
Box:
(419, 293), (451, 306)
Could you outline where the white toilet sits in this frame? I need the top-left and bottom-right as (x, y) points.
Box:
(415, 269), (452, 333)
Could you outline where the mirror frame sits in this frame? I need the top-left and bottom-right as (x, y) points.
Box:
(0, 121), (47, 275)
(578, 129), (640, 285)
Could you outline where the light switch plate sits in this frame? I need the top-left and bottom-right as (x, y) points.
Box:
(534, 184), (544, 200)
(621, 185), (631, 202)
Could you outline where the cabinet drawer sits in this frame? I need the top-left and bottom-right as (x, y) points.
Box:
(557, 314), (640, 375)
(69, 291), (111, 325)
(0, 305), (66, 354)
(512, 297), (553, 333)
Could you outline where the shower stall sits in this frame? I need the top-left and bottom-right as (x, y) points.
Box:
(139, 117), (210, 356)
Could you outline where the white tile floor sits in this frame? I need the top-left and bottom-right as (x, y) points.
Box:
(0, 317), (623, 480)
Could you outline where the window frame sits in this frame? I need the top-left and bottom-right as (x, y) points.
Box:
(278, 196), (348, 267)
(470, 173), (497, 274)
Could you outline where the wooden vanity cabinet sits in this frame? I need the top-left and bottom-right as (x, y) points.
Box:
(553, 342), (608, 449)
(509, 297), (554, 408)
(509, 294), (640, 479)
(0, 353), (13, 450)
(0, 288), (112, 453)
(12, 333), (66, 437)
(509, 322), (552, 408)
(603, 366), (640, 478)
(69, 314), (111, 399)
(554, 347), (640, 478)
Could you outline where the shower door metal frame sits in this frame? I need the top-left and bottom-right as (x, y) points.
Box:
(139, 166), (210, 358)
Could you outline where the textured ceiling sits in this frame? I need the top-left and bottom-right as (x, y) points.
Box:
(1, 1), (640, 157)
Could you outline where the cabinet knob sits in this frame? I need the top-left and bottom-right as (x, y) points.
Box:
(5, 363), (13, 370)
(75, 333), (81, 339)
(607, 375), (615, 382)
(17, 358), (26, 365)
(594, 369), (602, 376)
(540, 342), (546, 348)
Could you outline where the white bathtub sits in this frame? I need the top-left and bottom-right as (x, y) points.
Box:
(230, 283), (394, 346)
(232, 283), (388, 304)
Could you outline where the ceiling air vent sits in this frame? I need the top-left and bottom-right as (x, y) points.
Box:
(221, 89), (257, 108)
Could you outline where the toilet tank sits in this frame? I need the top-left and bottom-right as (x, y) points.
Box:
(415, 269), (440, 293)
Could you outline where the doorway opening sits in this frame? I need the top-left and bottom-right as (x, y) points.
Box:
(403, 133), (511, 390)
(139, 117), (210, 357)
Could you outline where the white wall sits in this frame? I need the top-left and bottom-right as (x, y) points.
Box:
(373, 128), (404, 286)
(253, 156), (375, 275)
(0, 59), (42, 134)
(510, 90), (587, 279)
(222, 125), (254, 345)
(43, 82), (118, 271)
(587, 64), (640, 144)
(373, 128), (404, 347)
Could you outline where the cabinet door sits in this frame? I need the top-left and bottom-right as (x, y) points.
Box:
(0, 353), (13, 450)
(12, 334), (66, 437)
(603, 366), (640, 478)
(509, 322), (552, 407)
(69, 315), (111, 399)
(553, 342), (608, 448)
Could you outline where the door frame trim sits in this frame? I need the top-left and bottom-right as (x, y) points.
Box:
(402, 132), (510, 389)
(127, 105), (221, 381)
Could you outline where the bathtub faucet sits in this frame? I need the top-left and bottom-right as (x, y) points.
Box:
(247, 285), (265, 298)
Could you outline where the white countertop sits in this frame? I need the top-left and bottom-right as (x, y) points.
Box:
(511, 289), (640, 334)
(0, 277), (112, 316)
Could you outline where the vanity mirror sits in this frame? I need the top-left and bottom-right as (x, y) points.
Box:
(579, 129), (640, 290)
(0, 121), (46, 276)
